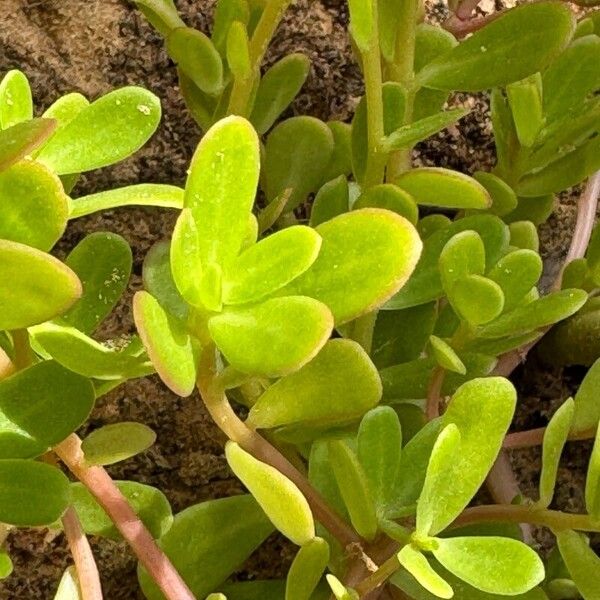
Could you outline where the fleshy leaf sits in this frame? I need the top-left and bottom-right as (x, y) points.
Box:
(507, 73), (543, 148)
(170, 208), (203, 307)
(432, 537), (544, 595)
(227, 21), (251, 79)
(54, 567), (82, 600)
(133, 0), (185, 36)
(347, 0), (374, 50)
(572, 358), (600, 432)
(0, 118), (56, 173)
(81, 422), (156, 466)
(212, 0), (250, 55)
(429, 336), (466, 375)
(226, 442), (315, 545)
(556, 529), (600, 600)
(0, 460), (69, 526)
(353, 184), (418, 225)
(38, 87), (161, 174)
(210, 296), (332, 377)
(585, 423), (600, 520)
(322, 120), (353, 183)
(185, 116), (259, 271)
(0, 160), (68, 250)
(0, 70), (32, 129)
(328, 440), (378, 540)
(285, 537), (329, 600)
(509, 222), (539, 252)
(326, 575), (358, 600)
(283, 209), (422, 324)
(69, 480), (172, 541)
(0, 360), (95, 458)
(310, 176), (349, 227)
(357, 406), (402, 510)
(70, 184), (183, 219)
(265, 116), (334, 210)
(30, 323), (152, 381)
(133, 291), (197, 396)
(538, 398), (574, 508)
(397, 545), (453, 599)
(247, 339), (381, 429)
(449, 275), (505, 326)
(223, 226), (322, 305)
(478, 289), (588, 338)
(0, 240), (82, 330)
(473, 171), (518, 216)
(62, 232), (132, 334)
(167, 27), (223, 95)
(417, 2), (575, 91)
(250, 54), (310, 135)
(395, 168), (491, 209)
(439, 230), (485, 293)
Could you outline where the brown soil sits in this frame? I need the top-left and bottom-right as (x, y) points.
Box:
(0, 0), (595, 598)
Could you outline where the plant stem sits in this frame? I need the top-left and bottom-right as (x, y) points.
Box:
(62, 506), (103, 600)
(504, 426), (596, 449)
(451, 504), (600, 533)
(11, 329), (33, 371)
(227, 0), (291, 116)
(442, 11), (500, 38)
(55, 435), (196, 600)
(355, 554), (402, 598)
(425, 366), (445, 421)
(197, 346), (362, 548)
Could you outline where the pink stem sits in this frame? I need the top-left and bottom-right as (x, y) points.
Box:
(55, 435), (196, 600)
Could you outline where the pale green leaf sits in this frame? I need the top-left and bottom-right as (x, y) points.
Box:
(226, 21), (251, 79)
(134, 0), (185, 36)
(348, 0), (374, 50)
(397, 545), (453, 599)
(429, 336), (466, 375)
(133, 291), (197, 396)
(353, 184), (418, 225)
(285, 537), (329, 600)
(439, 230), (485, 293)
(226, 442), (315, 545)
(82, 422), (156, 466)
(556, 530), (600, 600)
(170, 208), (203, 307)
(572, 358), (600, 433)
(450, 275), (505, 326)
(586, 423), (600, 520)
(54, 567), (82, 600)
(0, 240), (81, 330)
(0, 70), (32, 129)
(326, 575), (358, 600)
(212, 0), (250, 54)
(0, 118), (56, 173)
(38, 87), (161, 175)
(432, 537), (544, 595)
(507, 73), (543, 148)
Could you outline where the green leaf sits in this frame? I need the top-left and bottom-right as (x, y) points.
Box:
(0, 360), (95, 458)
(265, 116), (334, 210)
(42, 92), (89, 127)
(0, 160), (68, 250)
(62, 232), (132, 334)
(417, 423), (461, 536)
(185, 116), (260, 271)
(573, 358), (600, 433)
(69, 184), (183, 219)
(430, 336), (466, 374)
(170, 208), (203, 307)
(348, 0), (374, 50)
(285, 537), (329, 600)
(322, 121), (353, 183)
(439, 230), (485, 293)
(357, 406), (402, 510)
(432, 537), (544, 595)
(310, 175), (349, 227)
(557, 530), (600, 600)
(516, 135), (600, 196)
(326, 575), (358, 600)
(487, 250), (542, 311)
(81, 422), (156, 466)
(507, 73), (543, 147)
(212, 0), (250, 54)
(543, 35), (600, 119)
(134, 0), (185, 36)
(283, 209), (422, 324)
(248, 339), (381, 429)
(223, 226), (322, 305)
(0, 118), (56, 173)
(226, 442), (314, 545)
(167, 27), (223, 95)
(397, 545), (453, 599)
(329, 439), (378, 540)
(473, 171), (518, 216)
(0, 459), (69, 526)
(382, 108), (470, 153)
(538, 398), (574, 508)
(31, 323), (152, 380)
(509, 221), (539, 252)
(133, 291), (197, 396)
(0, 70), (32, 129)
(209, 296), (332, 377)
(450, 275), (505, 326)
(0, 551), (12, 580)
(395, 168), (491, 209)
(378, 0), (402, 61)
(0, 240), (81, 330)
(38, 87), (161, 175)
(586, 423), (600, 520)
(417, 2), (575, 91)
(226, 21), (251, 79)
(222, 580), (287, 600)
(250, 54), (310, 135)
(478, 289), (588, 338)
(353, 184), (418, 225)
(54, 567), (81, 600)
(139, 495), (273, 600)
(372, 303), (437, 369)
(69, 480), (172, 541)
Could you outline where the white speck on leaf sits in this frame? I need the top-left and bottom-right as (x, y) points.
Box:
(137, 104), (151, 115)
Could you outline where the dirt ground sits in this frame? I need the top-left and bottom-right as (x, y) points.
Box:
(0, 0), (594, 598)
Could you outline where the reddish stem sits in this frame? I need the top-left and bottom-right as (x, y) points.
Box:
(425, 367), (445, 421)
(504, 426), (596, 449)
(55, 435), (196, 600)
(62, 506), (103, 600)
(442, 11), (500, 38)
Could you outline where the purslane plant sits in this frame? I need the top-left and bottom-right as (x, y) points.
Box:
(2, 1), (600, 600)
